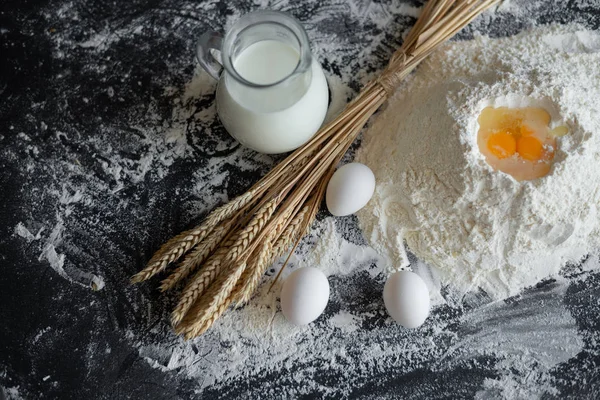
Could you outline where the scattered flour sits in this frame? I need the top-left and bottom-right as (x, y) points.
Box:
(2, 385), (24, 400)
(31, 327), (52, 345)
(357, 25), (600, 301)
(129, 22), (599, 399)
(36, 217), (106, 291)
(14, 223), (42, 242)
(295, 218), (384, 278)
(133, 217), (586, 397)
(8, 0), (600, 397)
(15, 216), (106, 291)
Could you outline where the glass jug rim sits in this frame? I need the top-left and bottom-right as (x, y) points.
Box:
(221, 10), (312, 89)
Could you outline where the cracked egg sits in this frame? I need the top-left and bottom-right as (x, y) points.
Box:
(477, 106), (568, 181)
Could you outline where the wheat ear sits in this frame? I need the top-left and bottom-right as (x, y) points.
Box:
(182, 241), (276, 337)
(170, 198), (279, 326)
(225, 198), (279, 264)
(159, 222), (233, 292)
(233, 205), (309, 305)
(170, 243), (231, 327)
(230, 241), (273, 306)
(130, 191), (253, 283)
(175, 261), (248, 339)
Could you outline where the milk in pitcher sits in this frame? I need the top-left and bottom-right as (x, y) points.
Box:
(196, 11), (329, 154)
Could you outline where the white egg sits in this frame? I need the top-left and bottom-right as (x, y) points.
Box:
(383, 271), (430, 328)
(326, 162), (375, 217)
(280, 267), (329, 326)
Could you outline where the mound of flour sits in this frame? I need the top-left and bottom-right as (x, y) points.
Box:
(357, 25), (600, 300)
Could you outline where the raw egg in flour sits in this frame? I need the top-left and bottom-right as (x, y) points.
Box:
(477, 106), (566, 181)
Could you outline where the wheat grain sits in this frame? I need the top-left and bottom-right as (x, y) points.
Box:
(130, 191), (254, 284)
(170, 199), (278, 326)
(170, 245), (229, 327)
(159, 223), (232, 292)
(230, 201), (305, 306)
(175, 261), (247, 338)
(183, 289), (232, 339)
(233, 239), (274, 306)
(226, 198), (279, 264)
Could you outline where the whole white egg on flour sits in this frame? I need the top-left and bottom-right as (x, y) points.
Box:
(383, 271), (431, 328)
(280, 267), (330, 325)
(326, 163), (376, 217)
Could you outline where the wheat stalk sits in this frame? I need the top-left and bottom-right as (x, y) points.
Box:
(175, 261), (248, 339)
(159, 222), (232, 291)
(182, 204), (315, 336)
(130, 191), (254, 283)
(132, 0), (499, 339)
(273, 206), (308, 255)
(233, 241), (274, 306)
(226, 198), (279, 264)
(232, 205), (302, 306)
(181, 240), (277, 337)
(169, 197), (280, 325)
(170, 247), (229, 327)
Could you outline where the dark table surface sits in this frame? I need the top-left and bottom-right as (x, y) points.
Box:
(2, 0), (600, 399)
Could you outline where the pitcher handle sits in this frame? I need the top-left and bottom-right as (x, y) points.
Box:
(196, 31), (224, 80)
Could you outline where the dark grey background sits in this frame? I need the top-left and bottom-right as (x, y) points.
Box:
(2, 0), (600, 398)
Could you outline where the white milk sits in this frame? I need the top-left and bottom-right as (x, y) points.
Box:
(234, 40), (299, 85)
(216, 40), (329, 154)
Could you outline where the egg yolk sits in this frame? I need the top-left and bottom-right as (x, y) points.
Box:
(516, 136), (544, 161)
(477, 106), (564, 181)
(488, 132), (516, 159)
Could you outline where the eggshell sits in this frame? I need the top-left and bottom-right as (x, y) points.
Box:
(326, 162), (375, 217)
(280, 267), (329, 326)
(383, 271), (430, 328)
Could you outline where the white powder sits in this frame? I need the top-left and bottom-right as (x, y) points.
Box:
(15, 214), (105, 291)
(134, 217), (588, 397)
(126, 23), (600, 397)
(36, 217), (106, 291)
(10, 0), (596, 396)
(357, 25), (600, 301)
(3, 386), (24, 400)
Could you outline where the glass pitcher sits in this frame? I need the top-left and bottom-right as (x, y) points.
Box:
(196, 10), (329, 154)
